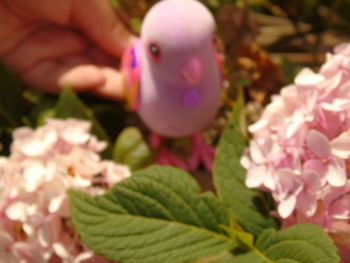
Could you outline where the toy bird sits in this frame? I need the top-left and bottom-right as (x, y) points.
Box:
(121, 0), (223, 171)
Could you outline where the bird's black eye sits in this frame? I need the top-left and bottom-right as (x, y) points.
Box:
(149, 43), (161, 62)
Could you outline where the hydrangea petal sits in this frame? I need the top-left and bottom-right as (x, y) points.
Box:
(20, 128), (57, 157)
(297, 191), (317, 217)
(240, 151), (251, 169)
(0, 231), (12, 248)
(49, 195), (65, 214)
(245, 165), (266, 188)
(61, 126), (90, 145)
(330, 195), (350, 220)
(331, 131), (350, 159)
(23, 161), (46, 192)
(277, 168), (296, 192)
(38, 226), (51, 248)
(278, 194), (297, 219)
(303, 169), (322, 191)
(248, 119), (268, 133)
(249, 140), (265, 164)
(306, 129), (331, 158)
(263, 168), (276, 191)
(53, 243), (71, 259)
(295, 68), (325, 85)
(74, 251), (94, 263)
(6, 202), (27, 221)
(327, 157), (346, 187)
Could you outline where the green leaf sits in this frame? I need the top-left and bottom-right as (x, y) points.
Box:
(213, 90), (275, 235)
(54, 88), (112, 157)
(114, 127), (154, 171)
(222, 224), (340, 263)
(23, 90), (58, 127)
(256, 224), (339, 263)
(130, 17), (143, 34)
(219, 251), (263, 263)
(69, 165), (235, 263)
(0, 62), (24, 128)
(221, 217), (254, 252)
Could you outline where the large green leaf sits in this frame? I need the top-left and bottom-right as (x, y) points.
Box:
(113, 127), (154, 171)
(220, 251), (263, 263)
(213, 92), (275, 235)
(69, 165), (236, 263)
(0, 63), (24, 128)
(223, 224), (340, 263)
(54, 88), (112, 157)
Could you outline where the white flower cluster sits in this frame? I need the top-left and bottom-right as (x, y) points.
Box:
(0, 118), (130, 263)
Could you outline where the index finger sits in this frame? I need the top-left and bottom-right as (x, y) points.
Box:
(71, 0), (136, 57)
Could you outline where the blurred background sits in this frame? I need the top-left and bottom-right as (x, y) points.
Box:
(114, 0), (350, 126)
(116, 0), (350, 97)
(2, 0), (350, 160)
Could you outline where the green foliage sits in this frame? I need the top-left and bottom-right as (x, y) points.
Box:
(69, 165), (235, 263)
(221, 217), (254, 252)
(69, 165), (340, 263)
(109, 0), (120, 7)
(54, 88), (113, 157)
(213, 91), (276, 236)
(224, 224), (340, 263)
(23, 90), (57, 127)
(0, 63), (24, 129)
(113, 127), (154, 171)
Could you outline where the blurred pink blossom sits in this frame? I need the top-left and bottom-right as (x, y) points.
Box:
(242, 43), (350, 261)
(0, 118), (130, 263)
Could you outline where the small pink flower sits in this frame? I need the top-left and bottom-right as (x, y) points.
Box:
(306, 129), (346, 187)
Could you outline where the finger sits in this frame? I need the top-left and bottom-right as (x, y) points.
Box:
(58, 64), (106, 89)
(5, 0), (71, 24)
(3, 25), (87, 73)
(58, 53), (108, 89)
(86, 46), (118, 66)
(21, 60), (105, 93)
(71, 0), (135, 57)
(59, 53), (92, 65)
(92, 67), (125, 100)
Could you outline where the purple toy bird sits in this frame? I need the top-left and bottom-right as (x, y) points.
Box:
(122, 0), (223, 171)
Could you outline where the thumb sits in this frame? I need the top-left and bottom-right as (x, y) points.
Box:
(72, 0), (136, 57)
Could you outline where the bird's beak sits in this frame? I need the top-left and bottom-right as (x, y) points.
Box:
(181, 57), (203, 85)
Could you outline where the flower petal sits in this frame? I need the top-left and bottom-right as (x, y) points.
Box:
(278, 194), (297, 219)
(6, 202), (27, 221)
(306, 129), (331, 158)
(53, 243), (71, 259)
(20, 128), (57, 157)
(23, 161), (46, 192)
(245, 165), (266, 188)
(327, 157), (346, 187)
(295, 68), (325, 85)
(331, 131), (350, 159)
(250, 140), (265, 164)
(297, 191), (317, 217)
(302, 169), (322, 191)
(330, 195), (350, 220)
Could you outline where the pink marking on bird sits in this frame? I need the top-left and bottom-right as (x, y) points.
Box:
(181, 57), (203, 85)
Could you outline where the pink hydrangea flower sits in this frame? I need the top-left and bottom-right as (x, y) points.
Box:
(242, 43), (350, 261)
(0, 118), (130, 263)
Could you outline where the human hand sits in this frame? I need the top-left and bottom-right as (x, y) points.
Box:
(0, 0), (135, 100)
